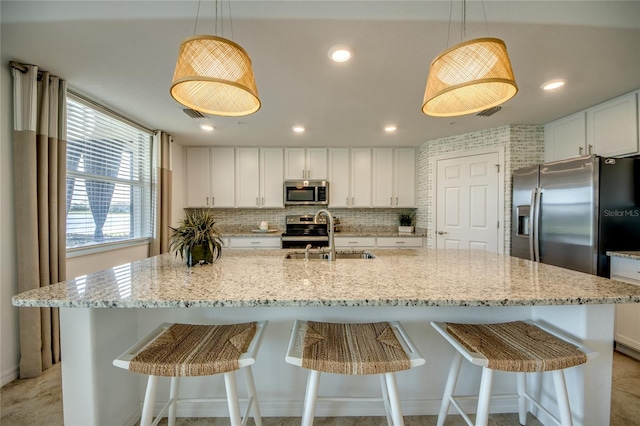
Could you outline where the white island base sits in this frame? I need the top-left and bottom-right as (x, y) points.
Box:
(59, 304), (614, 426)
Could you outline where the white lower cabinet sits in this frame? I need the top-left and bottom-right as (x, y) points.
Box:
(612, 256), (640, 353)
(334, 237), (376, 249)
(227, 237), (281, 249)
(376, 237), (423, 248)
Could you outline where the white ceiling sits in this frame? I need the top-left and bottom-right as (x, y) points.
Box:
(2, 1), (639, 147)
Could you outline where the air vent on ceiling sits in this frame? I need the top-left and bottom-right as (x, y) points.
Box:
(183, 108), (206, 119)
(476, 106), (502, 117)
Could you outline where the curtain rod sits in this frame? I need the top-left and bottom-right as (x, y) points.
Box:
(11, 61), (159, 136)
(9, 61), (28, 73)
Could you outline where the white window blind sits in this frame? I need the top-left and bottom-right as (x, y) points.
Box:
(66, 94), (153, 250)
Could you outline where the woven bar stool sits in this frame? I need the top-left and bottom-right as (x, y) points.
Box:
(113, 321), (266, 426)
(431, 320), (597, 426)
(285, 320), (425, 426)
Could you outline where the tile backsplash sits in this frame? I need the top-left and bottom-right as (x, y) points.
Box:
(193, 207), (414, 230)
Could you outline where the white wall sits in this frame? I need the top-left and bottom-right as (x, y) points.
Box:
(1, 60), (20, 385)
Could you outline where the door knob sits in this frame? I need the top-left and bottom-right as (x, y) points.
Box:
(437, 231), (448, 235)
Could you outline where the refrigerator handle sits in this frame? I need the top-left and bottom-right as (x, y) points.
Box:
(533, 187), (542, 262)
(529, 189), (536, 261)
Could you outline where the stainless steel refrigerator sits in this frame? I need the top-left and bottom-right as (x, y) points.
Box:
(511, 155), (640, 277)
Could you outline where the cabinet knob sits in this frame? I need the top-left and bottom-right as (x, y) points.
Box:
(437, 231), (448, 235)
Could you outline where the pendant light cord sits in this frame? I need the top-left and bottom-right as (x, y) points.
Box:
(193, 0), (202, 35)
(481, 0), (490, 36)
(445, 0), (453, 48)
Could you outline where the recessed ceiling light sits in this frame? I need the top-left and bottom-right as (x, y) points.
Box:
(384, 125), (397, 132)
(541, 80), (566, 91)
(200, 124), (214, 131)
(292, 126), (305, 133)
(328, 45), (353, 63)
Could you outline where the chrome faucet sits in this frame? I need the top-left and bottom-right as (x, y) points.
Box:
(314, 209), (335, 261)
(305, 243), (312, 260)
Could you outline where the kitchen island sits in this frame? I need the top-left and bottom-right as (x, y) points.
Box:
(13, 249), (640, 425)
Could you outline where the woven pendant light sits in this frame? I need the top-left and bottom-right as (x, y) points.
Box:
(422, 37), (517, 117)
(170, 35), (261, 116)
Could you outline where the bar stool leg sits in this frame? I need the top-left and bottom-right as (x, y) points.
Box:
(141, 375), (159, 426)
(517, 372), (527, 425)
(244, 365), (263, 426)
(302, 370), (321, 426)
(384, 372), (405, 426)
(437, 352), (463, 426)
(552, 370), (573, 426)
(475, 367), (494, 426)
(223, 372), (242, 426)
(379, 375), (393, 426)
(168, 377), (180, 426)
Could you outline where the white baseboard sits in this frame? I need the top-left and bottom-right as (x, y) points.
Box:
(1, 364), (19, 387)
(615, 342), (640, 361)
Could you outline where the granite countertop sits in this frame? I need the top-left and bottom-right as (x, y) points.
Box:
(12, 249), (640, 309)
(607, 251), (640, 261)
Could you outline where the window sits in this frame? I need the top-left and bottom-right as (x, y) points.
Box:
(66, 94), (154, 250)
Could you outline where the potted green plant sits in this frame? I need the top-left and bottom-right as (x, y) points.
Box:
(169, 209), (223, 266)
(397, 210), (416, 233)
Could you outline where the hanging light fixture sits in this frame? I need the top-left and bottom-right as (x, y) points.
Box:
(422, 1), (517, 117)
(170, 1), (260, 116)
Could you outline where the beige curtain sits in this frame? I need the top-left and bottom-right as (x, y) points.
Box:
(150, 131), (172, 256)
(11, 62), (67, 378)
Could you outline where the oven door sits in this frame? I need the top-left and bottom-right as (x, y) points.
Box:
(281, 236), (329, 249)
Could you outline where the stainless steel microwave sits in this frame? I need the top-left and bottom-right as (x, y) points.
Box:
(283, 180), (329, 205)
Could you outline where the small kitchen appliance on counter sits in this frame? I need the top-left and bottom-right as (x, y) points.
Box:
(281, 214), (340, 249)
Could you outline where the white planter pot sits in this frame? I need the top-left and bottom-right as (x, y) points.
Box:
(398, 226), (414, 233)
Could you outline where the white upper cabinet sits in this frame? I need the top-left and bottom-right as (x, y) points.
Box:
(372, 148), (416, 207)
(236, 148), (284, 208)
(394, 148), (416, 208)
(587, 91), (639, 158)
(284, 148), (327, 180)
(185, 147), (211, 207)
(210, 147), (235, 207)
(372, 148), (394, 207)
(351, 148), (372, 207)
(328, 148), (350, 207)
(260, 148), (284, 208)
(235, 148), (261, 207)
(545, 90), (640, 162)
(544, 112), (587, 162)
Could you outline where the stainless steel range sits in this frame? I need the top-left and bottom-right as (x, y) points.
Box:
(281, 214), (339, 249)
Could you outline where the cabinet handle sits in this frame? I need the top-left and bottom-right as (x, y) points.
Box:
(303, 169), (306, 179)
(396, 197), (398, 205)
(352, 197), (354, 205)
(256, 197), (259, 206)
(390, 197), (393, 206)
(251, 241), (260, 244)
(346, 197), (349, 205)
(396, 241), (405, 244)
(212, 196), (215, 206)
(262, 197), (265, 205)
(206, 196), (209, 206)
(579, 146), (584, 155)
(588, 144), (593, 155)
(348, 241), (358, 244)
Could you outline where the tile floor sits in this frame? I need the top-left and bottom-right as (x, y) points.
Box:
(2, 351), (639, 425)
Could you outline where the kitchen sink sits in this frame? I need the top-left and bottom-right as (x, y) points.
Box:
(285, 250), (376, 260)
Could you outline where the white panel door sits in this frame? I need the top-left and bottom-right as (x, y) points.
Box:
(436, 153), (499, 252)
(306, 148), (328, 179)
(394, 148), (416, 207)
